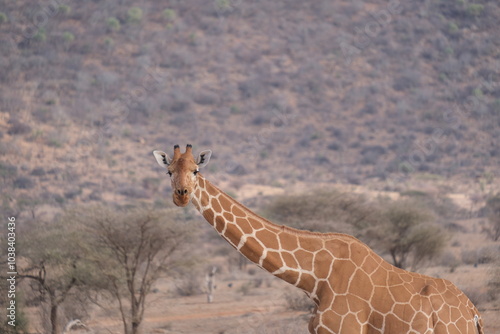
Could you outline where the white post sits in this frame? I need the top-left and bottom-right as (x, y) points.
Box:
(206, 266), (217, 303)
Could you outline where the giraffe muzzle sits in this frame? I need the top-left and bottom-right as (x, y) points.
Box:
(173, 190), (190, 207)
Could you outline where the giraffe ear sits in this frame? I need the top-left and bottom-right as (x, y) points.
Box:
(153, 150), (172, 168)
(196, 150), (212, 168)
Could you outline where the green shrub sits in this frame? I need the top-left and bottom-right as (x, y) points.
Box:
(127, 7), (143, 24)
(447, 22), (459, 34)
(492, 99), (500, 114)
(104, 37), (114, 50)
(106, 17), (121, 32)
(0, 12), (8, 24)
(33, 28), (46, 42)
(473, 87), (483, 98)
(58, 5), (71, 15)
(230, 105), (241, 114)
(467, 4), (484, 17)
(63, 31), (75, 43)
(163, 8), (176, 22)
(215, 0), (232, 12)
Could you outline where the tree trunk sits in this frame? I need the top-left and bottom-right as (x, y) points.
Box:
(131, 320), (140, 334)
(50, 303), (59, 334)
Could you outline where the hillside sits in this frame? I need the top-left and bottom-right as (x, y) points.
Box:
(1, 1), (500, 333)
(0, 0), (499, 212)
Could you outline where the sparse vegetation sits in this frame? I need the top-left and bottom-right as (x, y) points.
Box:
(7, 120), (31, 135)
(163, 9), (176, 22)
(0, 12), (8, 24)
(127, 7), (143, 24)
(106, 17), (121, 32)
(33, 28), (47, 42)
(13, 177), (34, 189)
(467, 4), (484, 18)
(58, 5), (71, 15)
(63, 32), (75, 44)
(489, 265), (500, 301)
(174, 275), (203, 297)
(0, 162), (17, 183)
(447, 22), (459, 34)
(482, 194), (500, 241)
(284, 290), (314, 312)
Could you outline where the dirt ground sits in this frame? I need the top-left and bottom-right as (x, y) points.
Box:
(82, 276), (311, 334)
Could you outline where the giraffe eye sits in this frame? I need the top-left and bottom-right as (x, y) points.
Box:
(193, 170), (199, 175)
(167, 171), (172, 177)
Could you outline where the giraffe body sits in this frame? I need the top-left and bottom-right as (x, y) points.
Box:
(153, 145), (483, 334)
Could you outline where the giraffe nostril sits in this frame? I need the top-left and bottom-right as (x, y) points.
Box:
(176, 189), (188, 196)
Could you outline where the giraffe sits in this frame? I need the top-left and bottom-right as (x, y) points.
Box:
(153, 145), (484, 334)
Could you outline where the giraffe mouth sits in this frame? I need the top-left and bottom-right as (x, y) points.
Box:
(173, 193), (190, 207)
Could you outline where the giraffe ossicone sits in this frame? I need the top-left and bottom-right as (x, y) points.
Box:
(153, 144), (483, 334)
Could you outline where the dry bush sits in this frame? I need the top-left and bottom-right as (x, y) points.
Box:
(462, 287), (488, 307)
(262, 189), (373, 234)
(13, 176), (35, 189)
(482, 194), (500, 241)
(118, 184), (149, 199)
(438, 251), (461, 272)
(360, 145), (386, 165)
(33, 108), (54, 123)
(461, 245), (499, 265)
(174, 275), (203, 297)
(393, 69), (421, 91)
(193, 89), (220, 105)
(461, 249), (478, 265)
(0, 162), (17, 182)
(477, 245), (500, 264)
(488, 266), (500, 301)
(284, 290), (314, 312)
(400, 190), (463, 219)
(7, 119), (31, 135)
(237, 281), (254, 296)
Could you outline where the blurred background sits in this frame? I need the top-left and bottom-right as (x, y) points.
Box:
(0, 0), (499, 333)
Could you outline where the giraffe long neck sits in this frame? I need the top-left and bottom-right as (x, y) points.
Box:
(191, 175), (322, 296)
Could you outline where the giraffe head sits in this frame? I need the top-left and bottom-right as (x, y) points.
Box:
(153, 144), (212, 207)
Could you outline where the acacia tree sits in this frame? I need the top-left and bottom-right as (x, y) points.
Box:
(79, 206), (192, 334)
(17, 216), (93, 334)
(262, 190), (374, 234)
(366, 200), (446, 270)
